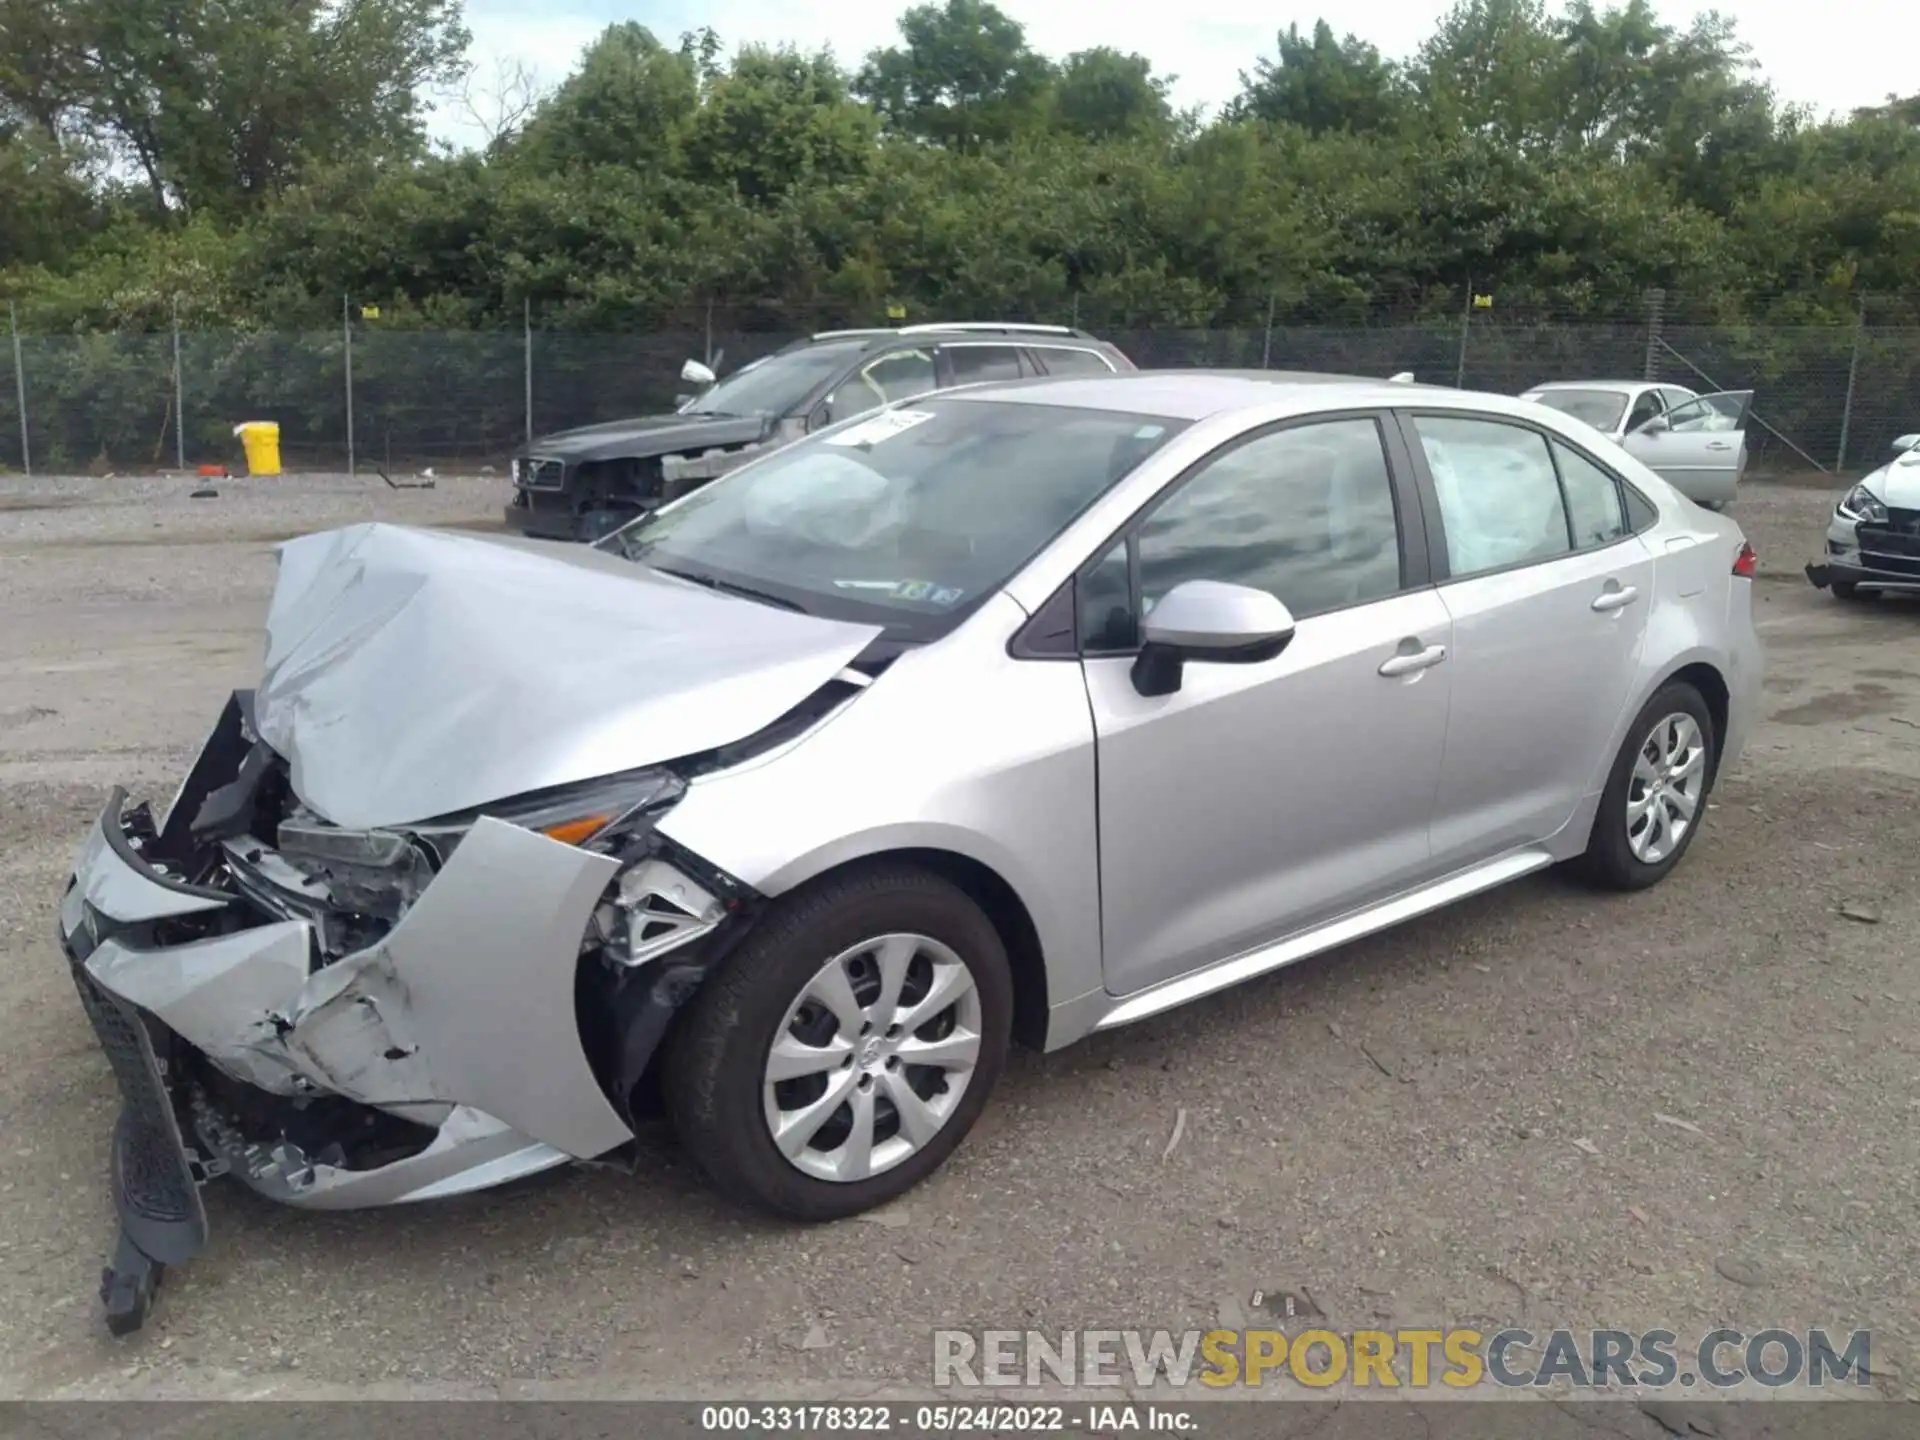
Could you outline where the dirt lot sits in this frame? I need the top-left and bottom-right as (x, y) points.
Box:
(1, 468), (1916, 1405)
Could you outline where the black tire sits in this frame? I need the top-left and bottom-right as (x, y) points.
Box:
(1574, 681), (1718, 891)
(1832, 581), (1864, 600)
(663, 862), (1012, 1220)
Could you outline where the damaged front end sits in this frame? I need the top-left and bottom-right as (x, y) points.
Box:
(58, 690), (759, 1335)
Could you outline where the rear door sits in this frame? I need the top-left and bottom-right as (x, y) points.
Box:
(1623, 390), (1753, 505)
(1402, 412), (1656, 868)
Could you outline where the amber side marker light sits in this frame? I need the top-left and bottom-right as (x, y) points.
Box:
(540, 815), (612, 846)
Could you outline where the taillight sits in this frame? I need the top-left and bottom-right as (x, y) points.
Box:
(1732, 541), (1758, 577)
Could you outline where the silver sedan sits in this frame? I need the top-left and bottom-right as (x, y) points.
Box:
(58, 372), (1763, 1334)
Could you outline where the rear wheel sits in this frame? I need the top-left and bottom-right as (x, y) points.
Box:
(1574, 682), (1717, 891)
(663, 863), (1011, 1220)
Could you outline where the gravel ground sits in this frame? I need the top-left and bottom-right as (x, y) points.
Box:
(1, 468), (1917, 1409)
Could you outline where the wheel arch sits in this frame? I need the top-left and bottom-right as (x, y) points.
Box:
(761, 846), (1052, 1051)
(1654, 658), (1731, 783)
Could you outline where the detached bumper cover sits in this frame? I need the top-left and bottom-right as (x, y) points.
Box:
(505, 488), (636, 543)
(62, 791), (633, 1205)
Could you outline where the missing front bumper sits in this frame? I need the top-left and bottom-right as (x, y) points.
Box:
(60, 688), (762, 1333)
(59, 786), (633, 1333)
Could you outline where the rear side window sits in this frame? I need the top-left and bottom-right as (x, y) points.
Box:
(1034, 347), (1115, 377)
(1552, 440), (1628, 548)
(1414, 415), (1572, 577)
(1624, 485), (1659, 532)
(946, 346), (1027, 384)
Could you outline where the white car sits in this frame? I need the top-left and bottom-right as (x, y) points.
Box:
(1519, 381), (1754, 508)
(1807, 434), (1920, 599)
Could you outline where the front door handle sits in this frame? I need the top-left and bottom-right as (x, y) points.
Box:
(1378, 644), (1448, 677)
(1592, 585), (1640, 612)
(1706, 440), (1733, 451)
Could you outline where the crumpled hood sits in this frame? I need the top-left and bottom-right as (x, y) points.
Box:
(521, 413), (772, 465)
(255, 523), (881, 829)
(1861, 450), (1920, 509)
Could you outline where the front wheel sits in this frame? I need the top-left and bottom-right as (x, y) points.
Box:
(663, 863), (1012, 1220)
(1832, 580), (1864, 601)
(1574, 682), (1717, 891)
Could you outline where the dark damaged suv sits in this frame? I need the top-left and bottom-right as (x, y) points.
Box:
(505, 323), (1136, 541)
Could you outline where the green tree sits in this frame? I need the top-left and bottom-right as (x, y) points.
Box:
(1233, 22), (1406, 135)
(853, 0), (1053, 150)
(1050, 48), (1172, 141)
(516, 23), (700, 174)
(684, 47), (878, 202)
(0, 0), (467, 217)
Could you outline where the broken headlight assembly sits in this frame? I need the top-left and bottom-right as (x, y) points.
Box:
(403, 767), (688, 862)
(261, 768), (690, 956)
(1837, 484), (1889, 524)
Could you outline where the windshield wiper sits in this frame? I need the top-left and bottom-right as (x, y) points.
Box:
(650, 565), (807, 613)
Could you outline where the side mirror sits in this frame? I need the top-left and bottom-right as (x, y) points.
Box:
(680, 359), (716, 387)
(1130, 580), (1296, 697)
(1635, 414), (1670, 435)
(1892, 434), (1920, 455)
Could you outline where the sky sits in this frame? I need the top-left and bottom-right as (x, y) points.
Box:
(436, 0), (1916, 148)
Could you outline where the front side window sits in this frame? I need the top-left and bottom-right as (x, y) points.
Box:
(1625, 389), (1665, 432)
(1132, 417), (1404, 623)
(607, 399), (1186, 638)
(821, 349), (937, 426)
(1415, 415), (1572, 577)
(1663, 394), (1744, 433)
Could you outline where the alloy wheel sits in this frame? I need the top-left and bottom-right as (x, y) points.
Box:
(1626, 712), (1707, 864)
(762, 933), (983, 1183)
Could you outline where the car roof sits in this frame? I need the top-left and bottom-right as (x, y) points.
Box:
(791, 325), (1113, 355)
(939, 370), (1520, 422)
(1527, 379), (1669, 394)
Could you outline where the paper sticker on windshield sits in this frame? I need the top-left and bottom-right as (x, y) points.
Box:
(895, 580), (934, 600)
(824, 409), (936, 448)
(929, 585), (966, 607)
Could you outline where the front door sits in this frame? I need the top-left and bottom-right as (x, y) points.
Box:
(1080, 414), (1454, 997)
(1623, 390), (1753, 505)
(1403, 413), (1657, 867)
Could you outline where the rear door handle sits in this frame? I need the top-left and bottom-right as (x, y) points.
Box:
(1378, 644), (1448, 677)
(1592, 585), (1640, 612)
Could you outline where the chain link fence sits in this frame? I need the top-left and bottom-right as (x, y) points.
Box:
(3, 296), (1917, 477)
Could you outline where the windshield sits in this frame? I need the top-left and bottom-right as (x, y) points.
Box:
(1526, 388), (1628, 432)
(606, 398), (1189, 637)
(683, 345), (858, 417)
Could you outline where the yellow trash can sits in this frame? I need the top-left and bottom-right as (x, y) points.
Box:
(234, 421), (282, 476)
